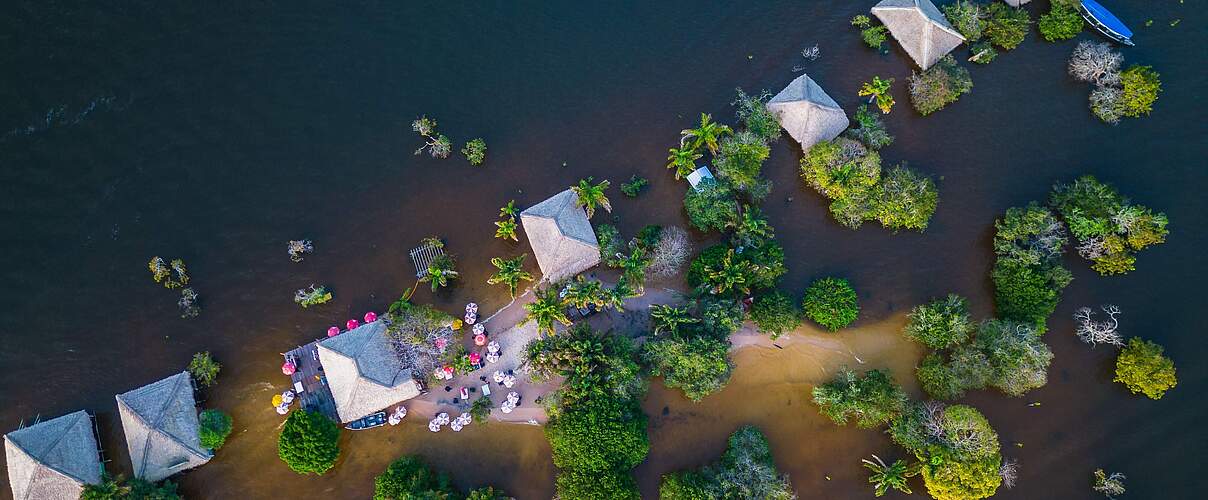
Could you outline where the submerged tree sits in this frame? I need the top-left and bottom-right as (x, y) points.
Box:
(420, 254), (459, 292)
(680, 112), (733, 154)
(647, 225), (692, 278)
(486, 254), (534, 298)
(1092, 469), (1127, 499)
(667, 146), (704, 179)
(494, 217), (518, 241)
(862, 454), (918, 497)
(1114, 338), (1177, 399)
(904, 294), (973, 350)
(460, 138), (487, 166)
(649, 304), (698, 336)
(858, 76), (895, 114)
(525, 285), (572, 336)
(278, 410), (341, 475)
(412, 116), (451, 159)
(188, 351), (221, 387)
(571, 177), (612, 219)
(1073, 305), (1124, 347)
(812, 368), (907, 428)
(198, 409), (233, 451)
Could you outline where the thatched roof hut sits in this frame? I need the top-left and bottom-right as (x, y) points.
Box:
(116, 371), (212, 482)
(520, 189), (600, 282)
(871, 0), (966, 70)
(318, 320), (423, 423)
(5, 411), (102, 500)
(767, 74), (849, 150)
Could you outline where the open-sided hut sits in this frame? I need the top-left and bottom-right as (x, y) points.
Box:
(318, 320), (423, 423)
(116, 371), (212, 482)
(5, 410), (102, 500)
(520, 189), (601, 283)
(767, 74), (849, 150)
(871, 0), (966, 70)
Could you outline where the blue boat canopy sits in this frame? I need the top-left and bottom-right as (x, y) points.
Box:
(1082, 0), (1133, 39)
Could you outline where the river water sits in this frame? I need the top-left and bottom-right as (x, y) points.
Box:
(1, 1), (1205, 499)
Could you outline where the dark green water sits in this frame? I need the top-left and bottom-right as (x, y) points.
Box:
(2, 1), (1205, 498)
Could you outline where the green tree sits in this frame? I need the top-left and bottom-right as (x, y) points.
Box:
(461, 138), (487, 166)
(812, 368), (906, 428)
(667, 146), (703, 179)
(198, 409), (232, 451)
(733, 88), (782, 143)
(702, 248), (757, 296)
(983, 2), (1031, 50)
(659, 426), (795, 500)
(1114, 338), (1177, 399)
(555, 469), (641, 500)
(1118, 65), (1161, 117)
(466, 486), (509, 500)
(862, 454), (918, 497)
(642, 332), (732, 401)
(187, 351), (221, 388)
(680, 113), (733, 154)
(683, 179), (740, 232)
(749, 291), (801, 339)
(859, 76), (895, 114)
(909, 55), (973, 116)
(277, 409), (341, 475)
(571, 177), (612, 219)
(802, 277), (859, 331)
(545, 394), (649, 472)
(649, 304), (699, 336)
(1038, 3), (1084, 41)
(904, 294), (973, 350)
(562, 276), (607, 310)
(660, 470), (714, 500)
(372, 456), (457, 500)
(420, 254), (459, 292)
(873, 165), (938, 231)
(714, 131), (771, 194)
(845, 104), (894, 150)
(493, 218), (518, 241)
(499, 200), (518, 219)
(524, 286), (572, 336)
(942, 0), (984, 41)
(486, 254), (534, 298)
(81, 474), (181, 500)
(862, 25), (889, 50)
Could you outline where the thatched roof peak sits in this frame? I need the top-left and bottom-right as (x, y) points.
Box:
(872, 0), (966, 70)
(5, 410), (102, 500)
(318, 321), (422, 423)
(116, 371), (211, 482)
(767, 73), (849, 150)
(520, 189), (601, 282)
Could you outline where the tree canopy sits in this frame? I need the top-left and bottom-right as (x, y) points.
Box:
(278, 409), (341, 475)
(802, 277), (859, 331)
(1114, 338), (1177, 399)
(812, 368), (907, 428)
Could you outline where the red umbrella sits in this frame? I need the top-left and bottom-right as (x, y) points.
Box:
(282, 362), (296, 375)
(346, 319), (360, 330)
(327, 326), (340, 337)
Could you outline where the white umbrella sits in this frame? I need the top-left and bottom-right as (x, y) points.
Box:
(473, 323), (486, 335)
(428, 420), (442, 432)
(492, 371), (505, 383)
(450, 421), (463, 432)
(486, 353), (500, 364)
(487, 341), (500, 354)
(500, 403), (514, 414)
(437, 412), (450, 425)
(507, 392), (520, 404)
(502, 375), (516, 388)
(281, 390), (296, 405)
(276, 404), (289, 415)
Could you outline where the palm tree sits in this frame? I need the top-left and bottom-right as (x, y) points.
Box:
(562, 276), (606, 310)
(666, 146), (703, 179)
(680, 113), (733, 154)
(734, 205), (774, 248)
(499, 200), (518, 219)
(419, 254), (459, 292)
(861, 454), (917, 497)
(494, 218), (519, 241)
(704, 249), (755, 295)
(618, 247), (650, 294)
(649, 304), (699, 336)
(601, 281), (632, 312)
(858, 76), (895, 114)
(486, 254), (534, 298)
(571, 177), (612, 219)
(524, 286), (572, 336)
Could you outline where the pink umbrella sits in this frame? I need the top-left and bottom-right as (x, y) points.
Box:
(469, 352), (482, 364)
(364, 311), (378, 322)
(281, 362), (296, 375)
(346, 319), (360, 330)
(327, 326), (340, 337)
(474, 333), (487, 346)
(435, 338), (448, 350)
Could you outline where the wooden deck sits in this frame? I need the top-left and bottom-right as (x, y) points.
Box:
(283, 340), (339, 422)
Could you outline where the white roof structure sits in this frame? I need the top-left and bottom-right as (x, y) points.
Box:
(5, 411), (102, 500)
(520, 189), (601, 283)
(116, 371), (212, 482)
(318, 320), (422, 423)
(871, 0), (966, 70)
(686, 166), (715, 192)
(767, 74), (849, 150)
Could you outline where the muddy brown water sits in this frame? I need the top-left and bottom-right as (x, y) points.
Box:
(2, 1), (1206, 499)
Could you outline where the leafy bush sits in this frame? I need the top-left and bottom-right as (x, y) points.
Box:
(188, 351), (221, 388)
(556, 469), (641, 500)
(873, 165), (939, 232)
(659, 426), (795, 500)
(969, 41), (997, 64)
(460, 138), (487, 166)
(845, 104), (894, 150)
(1115, 338), (1177, 399)
(750, 291), (801, 339)
(1118, 65), (1161, 117)
(862, 26), (888, 50)
(373, 456), (457, 500)
(733, 88), (781, 143)
(620, 175), (648, 197)
(277, 410), (341, 475)
(992, 203), (1072, 331)
(81, 474), (180, 500)
(545, 394), (649, 472)
(1051, 175), (1168, 275)
(904, 294), (973, 350)
(198, 409), (232, 451)
(890, 402), (1002, 500)
(714, 131), (771, 194)
(983, 2), (1031, 50)
(1038, 4), (1084, 41)
(802, 277), (859, 331)
(942, 0), (984, 41)
(812, 368), (906, 428)
(909, 56), (973, 116)
(642, 332), (733, 401)
(683, 179), (740, 232)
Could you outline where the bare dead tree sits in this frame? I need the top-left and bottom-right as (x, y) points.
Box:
(1076, 236), (1109, 260)
(1073, 305), (1124, 348)
(1000, 458), (1019, 489)
(1089, 85), (1124, 125)
(921, 400), (947, 442)
(1069, 41), (1123, 87)
(1093, 469), (1126, 498)
(647, 225), (692, 278)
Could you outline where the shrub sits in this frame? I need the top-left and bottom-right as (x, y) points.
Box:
(198, 409), (232, 451)
(922, 454), (1002, 500)
(802, 277), (859, 331)
(1118, 65), (1161, 117)
(698, 295), (747, 336)
(188, 351), (221, 388)
(873, 165), (939, 232)
(277, 410), (341, 475)
(659, 426), (795, 500)
(812, 368), (906, 428)
(749, 291), (801, 339)
(642, 332), (733, 401)
(714, 131), (771, 194)
(620, 175), (648, 197)
(844, 104), (894, 150)
(595, 223), (626, 267)
(909, 56), (973, 116)
(545, 395), (649, 472)
(460, 138), (487, 166)
(1114, 338), (1177, 399)
(801, 138), (881, 201)
(992, 260), (1066, 330)
(942, 0), (984, 41)
(972, 320), (1053, 397)
(683, 179), (740, 232)
(851, 15), (871, 29)
(469, 395), (492, 423)
(1038, 4), (1084, 41)
(917, 351), (980, 400)
(983, 2), (1031, 50)
(969, 41), (997, 64)
(555, 469), (641, 500)
(294, 284), (333, 307)
(465, 487), (509, 500)
(733, 88), (781, 143)
(904, 294), (973, 350)
(862, 26), (888, 50)
(891, 402), (1003, 500)
(660, 470), (714, 500)
(373, 456), (457, 500)
(1051, 175), (1168, 275)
